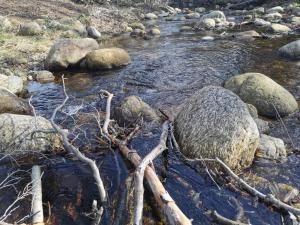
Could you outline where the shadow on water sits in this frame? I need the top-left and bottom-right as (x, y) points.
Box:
(3, 18), (300, 224)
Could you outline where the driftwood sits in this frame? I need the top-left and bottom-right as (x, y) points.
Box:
(210, 211), (250, 225)
(99, 91), (192, 225)
(31, 166), (44, 225)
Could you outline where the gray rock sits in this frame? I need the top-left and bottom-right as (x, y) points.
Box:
(224, 73), (298, 117)
(255, 118), (270, 134)
(266, 6), (284, 14)
(201, 18), (216, 29)
(145, 13), (158, 20)
(264, 12), (282, 22)
(254, 18), (271, 27)
(256, 134), (286, 160)
(18, 22), (42, 36)
(115, 95), (161, 125)
(29, 70), (55, 83)
(200, 11), (226, 23)
(174, 86), (259, 171)
(130, 22), (145, 30)
(0, 88), (32, 115)
(87, 26), (101, 39)
(82, 48), (131, 70)
(45, 38), (99, 71)
(0, 74), (23, 94)
(0, 114), (61, 154)
(149, 28), (161, 36)
(291, 16), (300, 25)
(195, 7), (206, 13)
(234, 30), (261, 38)
(180, 26), (193, 32)
(70, 20), (87, 37)
(278, 40), (300, 60)
(186, 12), (200, 19)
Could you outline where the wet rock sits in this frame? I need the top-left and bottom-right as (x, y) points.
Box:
(29, 70), (55, 83)
(82, 48), (131, 70)
(87, 26), (101, 39)
(145, 13), (158, 20)
(247, 104), (270, 134)
(256, 134), (286, 161)
(18, 22), (42, 36)
(279, 40), (300, 60)
(195, 7), (206, 13)
(45, 38), (99, 71)
(115, 95), (162, 125)
(264, 12), (282, 22)
(270, 24), (291, 33)
(175, 8), (182, 13)
(200, 11), (226, 23)
(186, 12), (200, 19)
(149, 28), (160, 36)
(254, 18), (271, 27)
(0, 88), (32, 115)
(180, 26), (193, 32)
(174, 86), (259, 171)
(0, 74), (23, 95)
(0, 113), (61, 154)
(130, 22), (145, 30)
(0, 16), (12, 31)
(125, 26), (133, 32)
(234, 30), (261, 38)
(224, 73), (298, 117)
(130, 28), (146, 37)
(200, 18), (216, 29)
(266, 6), (284, 14)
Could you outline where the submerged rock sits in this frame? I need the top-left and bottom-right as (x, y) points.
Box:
(256, 134), (286, 161)
(278, 40), (300, 60)
(254, 18), (271, 27)
(264, 12), (282, 22)
(0, 88), (32, 115)
(0, 74), (23, 95)
(175, 86), (259, 171)
(200, 11), (226, 23)
(149, 28), (161, 36)
(266, 6), (284, 14)
(180, 26), (193, 32)
(115, 95), (162, 125)
(0, 113), (61, 154)
(234, 30), (261, 38)
(224, 73), (298, 117)
(82, 48), (131, 70)
(130, 28), (146, 37)
(18, 22), (42, 36)
(45, 38), (99, 71)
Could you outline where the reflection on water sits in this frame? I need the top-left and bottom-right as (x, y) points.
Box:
(7, 18), (300, 225)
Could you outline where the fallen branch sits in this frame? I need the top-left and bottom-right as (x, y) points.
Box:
(50, 76), (107, 204)
(210, 210), (250, 225)
(31, 165), (44, 225)
(99, 91), (192, 225)
(134, 121), (169, 225)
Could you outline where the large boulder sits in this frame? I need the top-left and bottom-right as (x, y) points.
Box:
(278, 40), (300, 60)
(224, 73), (298, 117)
(82, 48), (131, 70)
(45, 38), (99, 71)
(115, 95), (162, 125)
(174, 86), (259, 171)
(0, 88), (32, 115)
(0, 114), (61, 154)
(0, 74), (23, 94)
(18, 22), (42, 36)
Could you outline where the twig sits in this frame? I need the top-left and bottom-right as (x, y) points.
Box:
(50, 76), (107, 204)
(134, 121), (169, 225)
(210, 210), (250, 225)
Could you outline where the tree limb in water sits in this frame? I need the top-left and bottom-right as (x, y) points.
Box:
(134, 121), (169, 225)
(100, 91), (192, 225)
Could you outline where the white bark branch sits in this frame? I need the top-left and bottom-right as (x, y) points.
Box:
(134, 121), (169, 225)
(31, 165), (44, 225)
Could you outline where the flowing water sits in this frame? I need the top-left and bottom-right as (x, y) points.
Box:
(1, 18), (300, 225)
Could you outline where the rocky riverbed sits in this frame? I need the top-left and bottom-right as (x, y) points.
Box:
(0, 0), (300, 224)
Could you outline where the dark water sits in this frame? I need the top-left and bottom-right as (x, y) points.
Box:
(2, 18), (300, 225)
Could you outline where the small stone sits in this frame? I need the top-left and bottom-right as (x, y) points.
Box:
(256, 134), (286, 160)
(87, 26), (101, 39)
(18, 22), (42, 36)
(270, 24), (291, 33)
